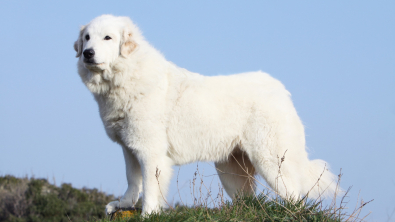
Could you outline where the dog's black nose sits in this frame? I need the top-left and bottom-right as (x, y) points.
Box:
(83, 49), (95, 59)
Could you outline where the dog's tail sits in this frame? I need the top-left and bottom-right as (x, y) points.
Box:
(302, 159), (339, 199)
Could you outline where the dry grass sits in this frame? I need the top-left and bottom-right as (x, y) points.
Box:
(0, 154), (373, 221)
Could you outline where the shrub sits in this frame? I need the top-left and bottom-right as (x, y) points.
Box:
(0, 175), (114, 222)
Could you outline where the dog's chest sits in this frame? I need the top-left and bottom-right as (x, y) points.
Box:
(94, 94), (130, 142)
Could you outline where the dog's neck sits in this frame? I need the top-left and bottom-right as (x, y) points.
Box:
(79, 65), (123, 95)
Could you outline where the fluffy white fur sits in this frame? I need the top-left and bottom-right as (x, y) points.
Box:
(74, 15), (337, 215)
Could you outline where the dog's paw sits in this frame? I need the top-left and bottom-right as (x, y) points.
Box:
(105, 201), (119, 215)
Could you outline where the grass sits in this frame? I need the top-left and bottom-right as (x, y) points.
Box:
(100, 194), (346, 222)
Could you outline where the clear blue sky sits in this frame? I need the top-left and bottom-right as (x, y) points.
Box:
(0, 1), (394, 221)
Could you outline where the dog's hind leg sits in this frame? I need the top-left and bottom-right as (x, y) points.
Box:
(215, 149), (256, 198)
(241, 120), (306, 199)
(242, 104), (337, 199)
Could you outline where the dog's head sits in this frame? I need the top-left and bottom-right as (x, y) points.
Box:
(74, 15), (140, 71)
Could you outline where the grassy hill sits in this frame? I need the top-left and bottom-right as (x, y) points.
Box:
(0, 175), (370, 221)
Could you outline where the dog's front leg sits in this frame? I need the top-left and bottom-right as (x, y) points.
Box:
(136, 149), (173, 215)
(105, 146), (142, 214)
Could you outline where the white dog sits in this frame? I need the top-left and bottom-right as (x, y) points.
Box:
(74, 15), (337, 215)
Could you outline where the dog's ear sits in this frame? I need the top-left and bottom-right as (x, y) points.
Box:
(120, 27), (138, 57)
(74, 25), (86, 58)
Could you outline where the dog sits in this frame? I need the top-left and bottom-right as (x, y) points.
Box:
(74, 14), (337, 215)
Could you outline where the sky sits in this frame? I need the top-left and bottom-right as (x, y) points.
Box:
(0, 1), (394, 221)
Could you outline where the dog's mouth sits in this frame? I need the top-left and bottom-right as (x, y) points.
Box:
(84, 60), (105, 67)
(83, 57), (104, 66)
(83, 61), (105, 71)
(84, 62), (104, 66)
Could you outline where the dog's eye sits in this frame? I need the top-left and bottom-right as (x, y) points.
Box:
(85, 35), (90, 41)
(104, 36), (112, 40)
